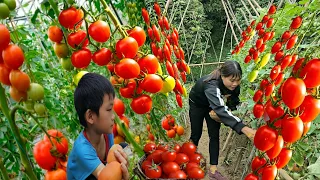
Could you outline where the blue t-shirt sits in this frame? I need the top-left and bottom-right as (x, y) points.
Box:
(67, 131), (114, 180)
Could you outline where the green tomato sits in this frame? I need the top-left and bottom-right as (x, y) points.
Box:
(4, 0), (16, 10)
(0, 3), (10, 19)
(24, 100), (34, 112)
(27, 83), (45, 101)
(60, 58), (74, 71)
(34, 103), (46, 116)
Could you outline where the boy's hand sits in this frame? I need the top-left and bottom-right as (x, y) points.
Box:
(209, 110), (222, 123)
(241, 126), (256, 141)
(114, 149), (129, 180)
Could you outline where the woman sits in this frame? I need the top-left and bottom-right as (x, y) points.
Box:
(188, 60), (256, 180)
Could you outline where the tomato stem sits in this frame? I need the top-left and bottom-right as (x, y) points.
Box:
(100, 0), (127, 38)
(83, 17), (100, 51)
(150, 108), (169, 142)
(0, 85), (38, 180)
(114, 115), (144, 157)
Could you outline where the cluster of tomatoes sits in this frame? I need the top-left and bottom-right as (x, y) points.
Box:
(33, 129), (69, 180)
(243, 12), (320, 180)
(160, 114), (185, 139)
(141, 2), (190, 108)
(0, 0), (16, 20)
(140, 141), (205, 179)
(0, 24), (46, 115)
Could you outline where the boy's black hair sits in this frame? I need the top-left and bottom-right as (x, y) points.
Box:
(74, 73), (115, 127)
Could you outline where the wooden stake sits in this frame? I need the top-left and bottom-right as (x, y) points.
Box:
(219, 21), (229, 63)
(225, 0), (242, 32)
(251, 0), (262, 9)
(240, 8), (250, 25)
(209, 36), (219, 61)
(246, 0), (260, 17)
(241, 0), (253, 19)
(178, 0), (191, 31)
(164, 0), (172, 14)
(221, 0), (239, 44)
(200, 38), (210, 78)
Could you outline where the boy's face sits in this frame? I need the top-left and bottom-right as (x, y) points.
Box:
(91, 94), (115, 134)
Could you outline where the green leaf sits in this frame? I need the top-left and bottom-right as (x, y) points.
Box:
(298, 141), (310, 150)
(287, 158), (295, 171)
(31, 8), (40, 24)
(48, 8), (55, 20)
(292, 151), (305, 166)
(94, 0), (101, 12)
(307, 156), (320, 178)
(299, 0), (309, 5)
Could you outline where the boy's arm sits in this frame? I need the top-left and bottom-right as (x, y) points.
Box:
(92, 164), (105, 178)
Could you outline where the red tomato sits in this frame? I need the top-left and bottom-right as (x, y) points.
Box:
(71, 49), (91, 69)
(33, 140), (57, 170)
(244, 55), (251, 63)
(274, 72), (284, 86)
(187, 167), (205, 179)
(259, 44), (266, 53)
(290, 16), (302, 29)
(58, 7), (83, 29)
(0, 63), (11, 85)
(281, 31), (291, 42)
(271, 41), (282, 54)
(253, 103), (264, 118)
(173, 144), (181, 153)
(258, 28), (265, 37)
(289, 54), (298, 67)
(119, 79), (136, 98)
(175, 153), (189, 165)
(286, 35), (298, 50)
(268, 5), (277, 14)
(264, 100), (285, 122)
(261, 165), (277, 180)
(156, 144), (168, 151)
(113, 98), (125, 116)
(281, 77), (306, 109)
(275, 50), (284, 61)
(0, 24), (10, 50)
(189, 153), (202, 164)
(115, 58), (140, 79)
(176, 93), (183, 108)
(9, 70), (30, 92)
(253, 90), (263, 102)
(254, 125), (278, 151)
(270, 65), (281, 80)
(2, 44), (24, 69)
(179, 48), (185, 60)
(154, 2), (161, 16)
(298, 95), (320, 122)
(274, 148), (292, 169)
(150, 42), (158, 56)
(266, 135), (284, 159)
(141, 160), (152, 171)
(152, 25), (161, 42)
(253, 50), (260, 61)
(303, 122), (311, 136)
(138, 54), (159, 74)
(265, 83), (275, 97)
(263, 32), (271, 42)
(181, 142), (196, 156)
(292, 58), (305, 75)
(140, 74), (163, 93)
(9, 86), (27, 102)
(145, 165), (162, 178)
(255, 22), (263, 30)
(116, 37), (138, 59)
(163, 17), (170, 30)
(147, 150), (163, 164)
(166, 61), (175, 77)
(251, 156), (267, 174)
(67, 30), (89, 48)
(92, 48), (112, 66)
(162, 151), (177, 162)
(168, 170), (187, 178)
(88, 20), (110, 43)
(43, 129), (69, 155)
(141, 8), (150, 25)
(300, 58), (320, 88)
(130, 94), (152, 114)
(167, 129), (176, 138)
(162, 119), (171, 130)
(244, 173), (259, 180)
(47, 26), (63, 43)
(45, 168), (66, 180)
(281, 55), (292, 70)
(128, 26), (146, 47)
(266, 18), (274, 28)
(161, 161), (180, 175)
(281, 115), (303, 143)
(143, 142), (156, 154)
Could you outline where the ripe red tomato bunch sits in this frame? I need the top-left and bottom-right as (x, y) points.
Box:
(161, 114), (185, 138)
(243, 8), (320, 180)
(33, 129), (69, 180)
(0, 24), (46, 115)
(140, 141), (205, 179)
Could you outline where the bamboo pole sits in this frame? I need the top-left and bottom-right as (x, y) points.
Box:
(225, 0), (242, 32)
(169, 1), (177, 23)
(209, 36), (219, 61)
(241, 0), (253, 19)
(246, 0), (260, 17)
(219, 21), (229, 63)
(200, 38), (210, 78)
(278, 0), (285, 7)
(178, 0), (191, 31)
(268, 0), (274, 8)
(189, 62), (224, 67)
(187, 31), (199, 65)
(240, 8), (249, 26)
(221, 0), (239, 44)
(251, 0), (262, 9)
(164, 0), (172, 14)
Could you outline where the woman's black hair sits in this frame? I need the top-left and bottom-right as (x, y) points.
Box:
(205, 60), (242, 81)
(74, 73), (115, 127)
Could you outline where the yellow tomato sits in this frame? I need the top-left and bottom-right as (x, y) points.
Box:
(260, 53), (271, 68)
(160, 75), (175, 93)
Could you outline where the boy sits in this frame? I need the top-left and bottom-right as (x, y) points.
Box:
(67, 73), (129, 180)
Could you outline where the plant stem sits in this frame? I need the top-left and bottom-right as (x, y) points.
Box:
(0, 85), (38, 180)
(99, 0), (127, 38)
(114, 116), (144, 157)
(0, 157), (9, 180)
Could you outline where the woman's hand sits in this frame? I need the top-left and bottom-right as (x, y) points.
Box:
(209, 110), (222, 123)
(241, 126), (256, 141)
(114, 149), (129, 180)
